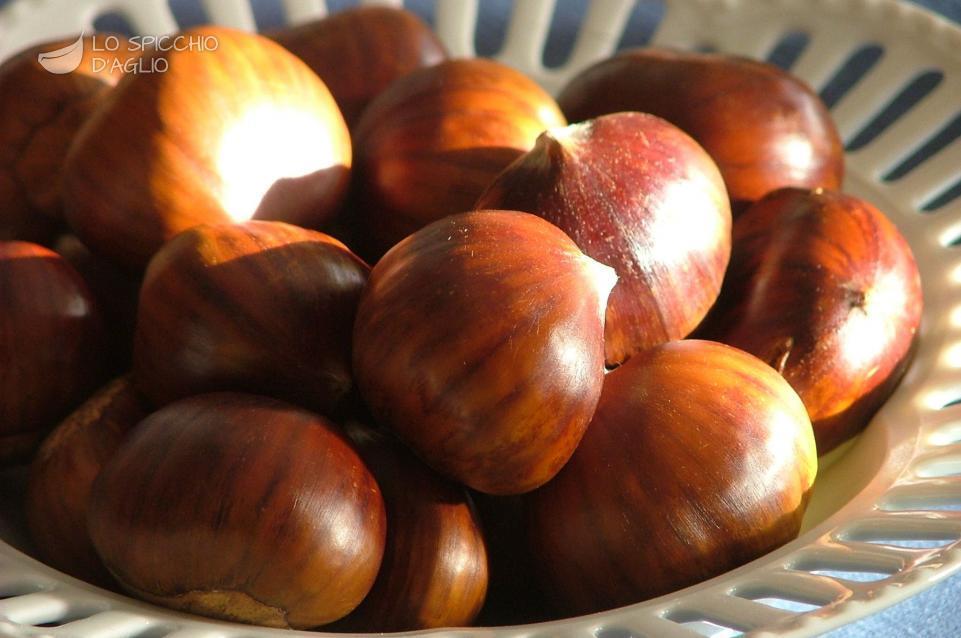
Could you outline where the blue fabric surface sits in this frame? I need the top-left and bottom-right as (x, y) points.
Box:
(2, 0), (961, 635)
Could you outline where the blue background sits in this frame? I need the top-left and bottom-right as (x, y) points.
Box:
(3, 0), (961, 636)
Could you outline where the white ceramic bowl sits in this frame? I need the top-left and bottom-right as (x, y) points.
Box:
(1, 1), (960, 636)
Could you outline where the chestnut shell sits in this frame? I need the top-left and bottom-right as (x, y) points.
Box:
(25, 377), (147, 586)
(527, 340), (817, 616)
(557, 48), (844, 212)
(0, 241), (106, 463)
(271, 5), (447, 127)
(87, 393), (386, 629)
(698, 187), (923, 453)
(133, 220), (368, 415)
(333, 423), (488, 631)
(476, 112), (731, 365)
(351, 58), (566, 260)
(63, 26), (351, 268)
(0, 34), (132, 244)
(353, 210), (615, 495)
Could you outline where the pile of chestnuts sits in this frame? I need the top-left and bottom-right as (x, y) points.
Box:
(0, 5), (923, 632)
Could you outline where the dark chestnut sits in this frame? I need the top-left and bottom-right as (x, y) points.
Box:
(476, 112), (731, 365)
(87, 393), (386, 628)
(353, 210), (616, 495)
(0, 241), (106, 464)
(527, 340), (817, 616)
(63, 26), (351, 268)
(332, 423), (488, 631)
(133, 220), (368, 414)
(0, 34), (133, 244)
(351, 59), (566, 261)
(25, 377), (148, 586)
(55, 235), (142, 373)
(697, 187), (923, 453)
(557, 48), (844, 212)
(272, 5), (447, 127)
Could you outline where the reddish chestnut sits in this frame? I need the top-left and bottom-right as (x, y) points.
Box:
(332, 423), (488, 631)
(557, 48), (844, 212)
(63, 26), (351, 268)
(527, 340), (817, 616)
(0, 241), (106, 464)
(353, 211), (616, 495)
(272, 6), (447, 127)
(351, 59), (566, 260)
(133, 220), (368, 414)
(697, 188), (923, 453)
(25, 377), (148, 586)
(476, 112), (731, 365)
(87, 393), (386, 628)
(0, 34), (134, 244)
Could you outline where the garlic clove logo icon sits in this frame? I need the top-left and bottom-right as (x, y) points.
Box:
(38, 33), (84, 74)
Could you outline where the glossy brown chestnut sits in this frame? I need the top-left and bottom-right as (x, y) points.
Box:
(87, 393), (386, 628)
(527, 340), (817, 616)
(25, 377), (148, 586)
(351, 59), (566, 260)
(63, 26), (351, 269)
(476, 112), (731, 365)
(0, 241), (106, 464)
(557, 48), (844, 213)
(0, 34), (133, 243)
(133, 220), (368, 414)
(55, 235), (142, 373)
(332, 422), (488, 631)
(272, 5), (446, 127)
(353, 210), (616, 495)
(697, 188), (923, 453)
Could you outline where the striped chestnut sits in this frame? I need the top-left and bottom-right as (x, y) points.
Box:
(697, 187), (923, 453)
(25, 377), (148, 586)
(331, 422), (488, 631)
(351, 59), (566, 261)
(272, 5), (446, 127)
(133, 220), (368, 414)
(0, 34), (134, 244)
(527, 340), (817, 616)
(63, 26), (351, 269)
(557, 48), (844, 214)
(0, 241), (106, 464)
(87, 393), (386, 628)
(476, 112), (731, 366)
(353, 210), (616, 495)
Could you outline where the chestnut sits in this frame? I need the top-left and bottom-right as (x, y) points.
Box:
(271, 5), (447, 127)
(0, 241), (106, 464)
(332, 422), (488, 631)
(476, 112), (731, 366)
(697, 188), (923, 453)
(133, 220), (368, 414)
(557, 48), (844, 213)
(353, 210), (616, 495)
(25, 377), (148, 586)
(55, 235), (142, 373)
(351, 59), (566, 261)
(87, 392), (386, 628)
(526, 340), (817, 616)
(0, 34), (134, 244)
(62, 26), (352, 269)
